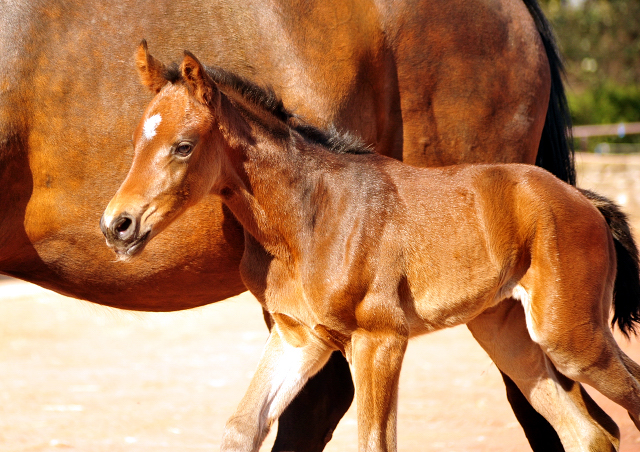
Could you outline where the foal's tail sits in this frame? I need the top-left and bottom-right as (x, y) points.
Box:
(581, 189), (640, 337)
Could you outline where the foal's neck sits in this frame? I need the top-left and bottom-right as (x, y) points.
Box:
(222, 129), (317, 257)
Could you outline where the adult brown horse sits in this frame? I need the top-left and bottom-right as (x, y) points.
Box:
(2, 0), (573, 450)
(102, 48), (640, 451)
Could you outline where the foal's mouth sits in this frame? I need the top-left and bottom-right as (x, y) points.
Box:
(111, 230), (151, 261)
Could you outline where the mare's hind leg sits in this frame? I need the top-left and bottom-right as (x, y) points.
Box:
(468, 298), (620, 452)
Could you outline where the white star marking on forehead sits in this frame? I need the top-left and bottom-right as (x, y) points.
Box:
(143, 114), (162, 140)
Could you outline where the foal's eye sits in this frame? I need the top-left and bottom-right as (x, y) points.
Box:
(174, 142), (194, 157)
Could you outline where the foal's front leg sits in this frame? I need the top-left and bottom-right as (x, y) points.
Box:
(221, 321), (333, 452)
(350, 329), (408, 452)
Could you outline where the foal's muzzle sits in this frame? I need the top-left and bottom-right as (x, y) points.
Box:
(100, 212), (149, 257)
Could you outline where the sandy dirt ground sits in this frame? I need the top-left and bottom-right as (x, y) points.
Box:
(1, 277), (640, 452)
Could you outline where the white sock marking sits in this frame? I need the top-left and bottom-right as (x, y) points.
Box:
(143, 114), (162, 140)
(263, 325), (331, 423)
(265, 326), (306, 421)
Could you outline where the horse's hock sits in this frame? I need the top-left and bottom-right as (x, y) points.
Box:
(577, 152), (640, 232)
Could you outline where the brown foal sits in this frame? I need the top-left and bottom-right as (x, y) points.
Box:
(102, 45), (640, 452)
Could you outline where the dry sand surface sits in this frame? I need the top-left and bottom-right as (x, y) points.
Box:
(1, 278), (640, 452)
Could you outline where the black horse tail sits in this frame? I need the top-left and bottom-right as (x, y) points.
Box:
(581, 189), (640, 338)
(523, 0), (576, 186)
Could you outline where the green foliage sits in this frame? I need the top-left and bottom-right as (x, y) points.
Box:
(568, 82), (640, 125)
(541, 0), (640, 127)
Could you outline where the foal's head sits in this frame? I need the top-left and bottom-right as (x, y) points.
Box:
(101, 41), (234, 258)
(101, 42), (368, 258)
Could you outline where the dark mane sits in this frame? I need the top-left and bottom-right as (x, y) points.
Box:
(163, 62), (373, 155)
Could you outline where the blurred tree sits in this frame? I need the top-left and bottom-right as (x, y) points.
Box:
(540, 0), (640, 127)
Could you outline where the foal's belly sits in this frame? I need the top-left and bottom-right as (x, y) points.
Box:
(403, 263), (511, 337)
(404, 293), (494, 337)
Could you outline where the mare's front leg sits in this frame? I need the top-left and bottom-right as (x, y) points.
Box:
(272, 351), (354, 452)
(350, 327), (408, 452)
(221, 318), (333, 452)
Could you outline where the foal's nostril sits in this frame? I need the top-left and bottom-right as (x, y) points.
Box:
(115, 217), (133, 236)
(103, 213), (138, 244)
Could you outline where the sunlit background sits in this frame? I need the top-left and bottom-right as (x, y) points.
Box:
(541, 0), (640, 152)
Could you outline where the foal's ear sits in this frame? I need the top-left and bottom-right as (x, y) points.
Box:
(181, 51), (219, 107)
(135, 40), (167, 93)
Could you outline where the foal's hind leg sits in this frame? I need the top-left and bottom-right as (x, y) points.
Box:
(542, 321), (640, 431)
(620, 353), (640, 430)
(525, 215), (640, 431)
(525, 278), (640, 431)
(468, 299), (620, 452)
